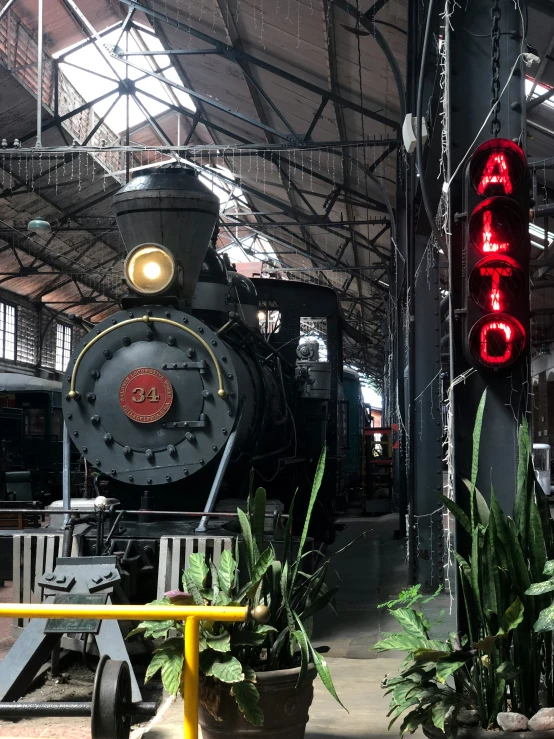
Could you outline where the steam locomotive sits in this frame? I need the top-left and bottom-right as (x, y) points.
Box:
(60, 165), (354, 548)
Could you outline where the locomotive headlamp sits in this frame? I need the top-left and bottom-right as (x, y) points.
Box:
(124, 243), (176, 295)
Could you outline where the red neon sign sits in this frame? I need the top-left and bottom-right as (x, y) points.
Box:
(481, 209), (509, 252)
(469, 255), (523, 313)
(477, 152), (513, 196)
(469, 314), (525, 368)
(478, 265), (512, 311)
(470, 139), (526, 197)
(469, 198), (524, 254)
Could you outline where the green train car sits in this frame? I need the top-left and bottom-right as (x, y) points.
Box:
(343, 368), (364, 487)
(0, 373), (65, 501)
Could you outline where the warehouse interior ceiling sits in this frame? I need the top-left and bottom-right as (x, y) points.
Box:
(0, 0), (551, 386)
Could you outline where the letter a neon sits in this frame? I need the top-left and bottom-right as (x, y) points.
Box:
(478, 152), (513, 195)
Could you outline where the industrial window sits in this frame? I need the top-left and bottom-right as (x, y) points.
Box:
(55, 323), (73, 372)
(0, 301), (16, 360)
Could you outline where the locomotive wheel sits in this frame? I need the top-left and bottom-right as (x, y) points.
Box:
(91, 655), (132, 739)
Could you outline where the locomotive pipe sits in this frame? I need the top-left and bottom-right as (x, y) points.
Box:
(196, 424), (239, 533)
(0, 509), (288, 518)
(0, 701), (158, 717)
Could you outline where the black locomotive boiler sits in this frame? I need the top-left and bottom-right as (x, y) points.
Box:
(61, 165), (350, 549)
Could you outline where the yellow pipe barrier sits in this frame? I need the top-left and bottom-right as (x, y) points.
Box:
(0, 603), (249, 739)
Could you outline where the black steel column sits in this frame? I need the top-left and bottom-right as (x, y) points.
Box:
(449, 0), (527, 515)
(402, 0), (444, 585)
(413, 234), (443, 588)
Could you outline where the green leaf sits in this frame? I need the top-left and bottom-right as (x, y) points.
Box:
(232, 630), (267, 647)
(534, 603), (554, 632)
(496, 661), (519, 680)
(372, 633), (429, 653)
(480, 527), (498, 619)
(252, 487), (266, 559)
(187, 553), (209, 590)
(399, 707), (430, 737)
(529, 498), (547, 582)
(210, 656), (244, 683)
(291, 444), (326, 589)
(250, 547), (274, 588)
(237, 507), (255, 577)
(300, 586), (339, 621)
(525, 579), (554, 596)
(390, 608), (428, 638)
(499, 597), (525, 634)
(210, 561), (220, 602)
(183, 571), (204, 606)
(217, 550), (237, 596)
(242, 665), (256, 683)
(506, 518), (531, 593)
(127, 619), (177, 640)
(282, 491), (296, 563)
(145, 638), (184, 696)
(253, 624), (277, 635)
(440, 494), (471, 535)
(490, 677), (506, 724)
(431, 701), (451, 732)
(413, 649), (450, 662)
(470, 389), (487, 529)
(436, 659), (467, 684)
(544, 560), (554, 576)
(471, 526), (484, 622)
(231, 680), (264, 726)
(310, 643), (347, 710)
(462, 479), (490, 527)
(490, 488), (513, 572)
(206, 631), (231, 652)
(514, 416), (532, 552)
(293, 624), (310, 688)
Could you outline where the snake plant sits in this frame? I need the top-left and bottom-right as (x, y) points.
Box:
(375, 390), (554, 736)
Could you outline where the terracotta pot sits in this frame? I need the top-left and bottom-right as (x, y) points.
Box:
(199, 665), (317, 738)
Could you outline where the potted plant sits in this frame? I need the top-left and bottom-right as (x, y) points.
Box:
(129, 446), (350, 738)
(373, 390), (554, 737)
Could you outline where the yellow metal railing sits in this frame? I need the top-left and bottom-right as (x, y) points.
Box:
(0, 603), (249, 739)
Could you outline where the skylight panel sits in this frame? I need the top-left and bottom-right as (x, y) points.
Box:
(526, 78), (554, 111)
(56, 26), (195, 134)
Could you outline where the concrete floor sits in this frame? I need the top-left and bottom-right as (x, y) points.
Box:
(0, 512), (453, 738)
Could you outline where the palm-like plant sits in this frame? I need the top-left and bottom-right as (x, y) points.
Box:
(129, 446), (352, 725)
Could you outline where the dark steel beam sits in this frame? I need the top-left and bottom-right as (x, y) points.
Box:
(527, 85), (554, 110)
(332, 0), (406, 122)
(324, 0), (366, 328)
(364, 0), (390, 16)
(20, 88), (119, 143)
(123, 55), (297, 143)
(0, 223), (120, 300)
(304, 97), (329, 141)
(56, 22), (123, 60)
(369, 141), (397, 172)
(82, 94), (122, 146)
(133, 89), (389, 221)
(117, 0), (399, 130)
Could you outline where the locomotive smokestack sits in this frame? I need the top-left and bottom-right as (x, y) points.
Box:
(113, 165), (220, 302)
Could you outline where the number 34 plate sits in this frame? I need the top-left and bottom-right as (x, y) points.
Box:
(119, 367), (174, 423)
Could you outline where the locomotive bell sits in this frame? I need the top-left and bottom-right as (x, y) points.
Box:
(113, 166), (220, 303)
